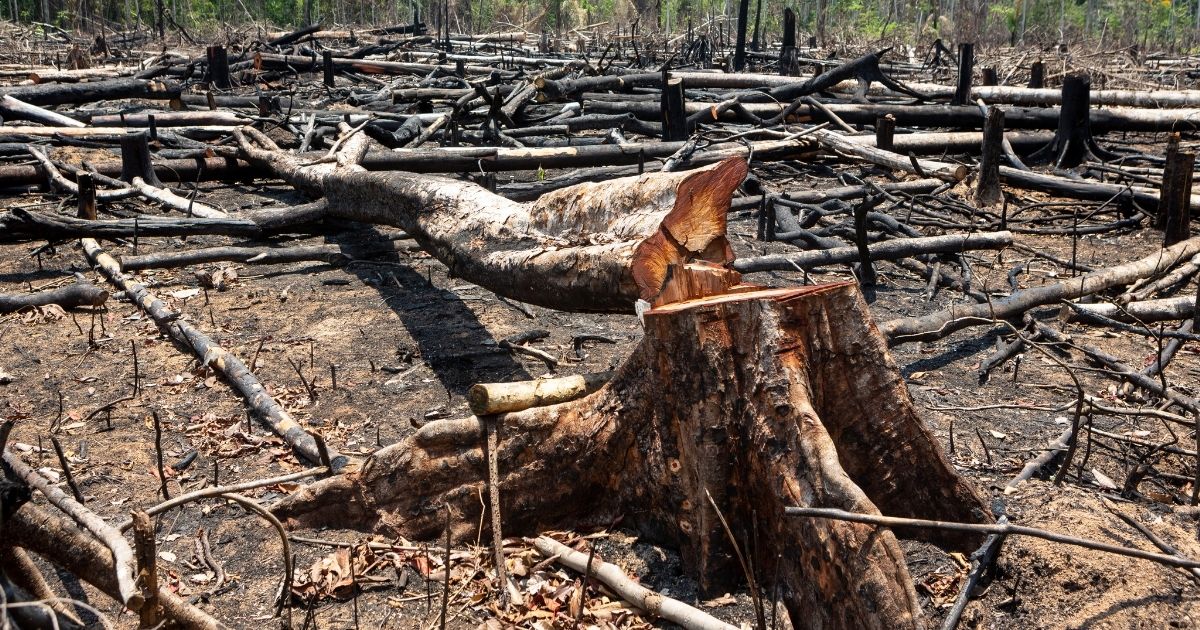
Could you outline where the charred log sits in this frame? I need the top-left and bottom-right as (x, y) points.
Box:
(1027, 74), (1119, 168)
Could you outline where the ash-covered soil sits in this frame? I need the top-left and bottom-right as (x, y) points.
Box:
(3, 155), (1199, 629)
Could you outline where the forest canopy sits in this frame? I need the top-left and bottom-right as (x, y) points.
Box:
(4, 0), (1198, 50)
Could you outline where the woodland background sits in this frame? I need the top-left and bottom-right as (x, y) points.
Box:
(3, 0), (1198, 55)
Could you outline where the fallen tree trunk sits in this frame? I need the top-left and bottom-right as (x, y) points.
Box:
(587, 100), (1200, 133)
(0, 77), (179, 106)
(0, 94), (84, 127)
(82, 238), (344, 470)
(271, 282), (989, 629)
(5, 504), (222, 629)
(0, 279), (109, 313)
(118, 241), (412, 271)
(880, 236), (1200, 345)
(812, 128), (968, 181)
(733, 232), (1013, 273)
(1062, 295), (1196, 324)
(0, 208), (322, 241)
(238, 128), (755, 312)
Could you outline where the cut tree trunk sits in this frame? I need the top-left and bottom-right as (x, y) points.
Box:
(271, 282), (990, 630)
(237, 128), (754, 313)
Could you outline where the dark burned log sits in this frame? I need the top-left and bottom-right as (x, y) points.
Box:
(975, 106), (1005, 207)
(951, 43), (974, 106)
(881, 235), (1200, 345)
(733, 232), (1013, 273)
(0, 203), (327, 241)
(0, 280), (108, 313)
(1027, 74), (1118, 168)
(589, 99), (1200, 133)
(733, 0), (751, 71)
(0, 78), (179, 106)
(272, 282), (989, 629)
(1159, 142), (1194, 247)
(760, 48), (929, 102)
(118, 240), (412, 271)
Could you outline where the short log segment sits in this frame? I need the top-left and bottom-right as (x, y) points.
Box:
(468, 372), (613, 415)
(272, 282), (990, 629)
(0, 280), (108, 313)
(1159, 147), (1195, 246)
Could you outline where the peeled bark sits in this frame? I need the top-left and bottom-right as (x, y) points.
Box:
(238, 130), (753, 313)
(271, 282), (990, 629)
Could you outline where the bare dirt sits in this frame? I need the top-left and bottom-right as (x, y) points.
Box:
(3, 123), (1200, 630)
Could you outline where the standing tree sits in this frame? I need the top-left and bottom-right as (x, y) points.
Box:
(733, 0), (750, 70)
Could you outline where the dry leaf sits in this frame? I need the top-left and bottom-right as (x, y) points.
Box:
(1092, 468), (1118, 490)
(702, 593), (738, 607)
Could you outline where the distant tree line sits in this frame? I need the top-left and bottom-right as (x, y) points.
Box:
(4, 0), (1198, 50)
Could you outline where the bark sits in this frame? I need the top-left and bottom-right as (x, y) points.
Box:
(880, 236), (1200, 345)
(1063, 295), (1195, 324)
(975, 106), (1005, 207)
(0, 280), (109, 313)
(0, 94), (84, 127)
(733, 231), (1013, 273)
(0, 77), (178, 106)
(272, 283), (989, 629)
(733, 0), (750, 71)
(6, 505), (222, 629)
(952, 43), (974, 106)
(240, 127), (753, 312)
(468, 372), (613, 415)
(1159, 148), (1195, 246)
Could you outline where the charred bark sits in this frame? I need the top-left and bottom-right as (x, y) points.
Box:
(1027, 74), (1118, 168)
(272, 282), (989, 629)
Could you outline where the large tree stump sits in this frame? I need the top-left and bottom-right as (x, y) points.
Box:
(272, 282), (990, 629)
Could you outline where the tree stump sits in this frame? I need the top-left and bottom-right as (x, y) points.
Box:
(272, 282), (990, 629)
